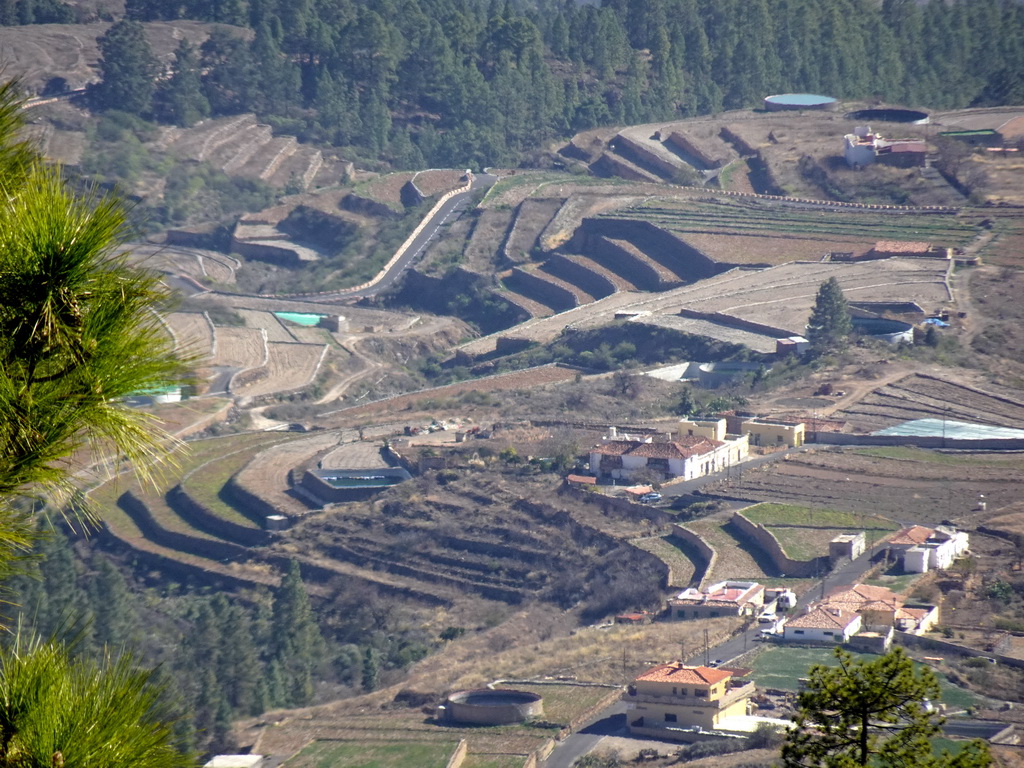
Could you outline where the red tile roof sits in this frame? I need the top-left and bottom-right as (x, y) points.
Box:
(787, 606), (860, 631)
(566, 474), (597, 485)
(872, 241), (933, 255)
(889, 525), (934, 546)
(592, 435), (723, 461)
(635, 663), (732, 685)
(591, 440), (638, 456)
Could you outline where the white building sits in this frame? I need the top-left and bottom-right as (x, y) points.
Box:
(783, 606), (862, 644)
(589, 431), (748, 483)
(889, 525), (970, 573)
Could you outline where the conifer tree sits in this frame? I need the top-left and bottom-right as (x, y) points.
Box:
(807, 277), (853, 353)
(271, 560), (326, 706)
(92, 20), (161, 115)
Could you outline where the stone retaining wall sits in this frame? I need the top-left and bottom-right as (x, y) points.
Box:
(730, 511), (829, 578)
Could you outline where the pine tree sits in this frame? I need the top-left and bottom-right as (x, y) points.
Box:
(783, 647), (991, 768)
(154, 39), (209, 127)
(90, 557), (139, 650)
(92, 20), (161, 115)
(271, 560), (326, 706)
(807, 277), (852, 352)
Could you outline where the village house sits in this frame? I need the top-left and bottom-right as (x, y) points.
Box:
(782, 605), (862, 644)
(887, 525), (970, 574)
(623, 663), (756, 737)
(811, 583), (940, 636)
(668, 580), (765, 619)
(588, 426), (748, 483)
(715, 412), (806, 449)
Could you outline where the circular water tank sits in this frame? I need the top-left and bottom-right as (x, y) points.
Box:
(764, 93), (838, 112)
(442, 689), (544, 725)
(846, 108), (929, 124)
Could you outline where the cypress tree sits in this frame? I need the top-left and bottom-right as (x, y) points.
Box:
(271, 560), (326, 706)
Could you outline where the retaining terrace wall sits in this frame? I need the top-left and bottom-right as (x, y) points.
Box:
(730, 511), (830, 578)
(167, 484), (271, 546)
(117, 491), (252, 562)
(670, 523), (716, 590)
(579, 218), (722, 280)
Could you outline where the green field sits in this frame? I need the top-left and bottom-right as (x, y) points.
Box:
(855, 446), (1024, 468)
(741, 503), (897, 531)
(496, 684), (617, 727)
(284, 740), (458, 768)
(461, 757), (526, 768)
(614, 198), (976, 245)
(748, 647), (989, 710)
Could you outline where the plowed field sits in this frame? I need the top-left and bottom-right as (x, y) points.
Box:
(211, 327), (265, 369)
(165, 312), (213, 359)
(834, 373), (1024, 433)
(236, 343), (326, 397)
(704, 447), (1024, 525)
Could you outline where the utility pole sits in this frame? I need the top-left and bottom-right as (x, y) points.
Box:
(703, 628), (710, 666)
(680, 640), (686, 663)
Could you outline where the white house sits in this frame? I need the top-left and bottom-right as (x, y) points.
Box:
(889, 525), (970, 573)
(589, 432), (748, 483)
(783, 606), (862, 644)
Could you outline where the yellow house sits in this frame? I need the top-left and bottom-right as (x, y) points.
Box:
(677, 418), (728, 442)
(623, 663), (755, 738)
(741, 418), (805, 448)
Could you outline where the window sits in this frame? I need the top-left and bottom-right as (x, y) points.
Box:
(794, 629), (805, 635)
(676, 610), (685, 618)
(664, 713), (677, 722)
(823, 631), (833, 636)
(680, 688), (687, 696)
(710, 611), (719, 618)
(695, 690), (707, 698)
(673, 687), (677, 695)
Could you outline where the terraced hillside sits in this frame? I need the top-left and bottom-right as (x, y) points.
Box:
(457, 255), (952, 358)
(89, 426), (676, 619)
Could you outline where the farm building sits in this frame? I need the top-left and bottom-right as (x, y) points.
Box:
(887, 525), (969, 573)
(623, 663), (756, 737)
(783, 606), (862, 644)
(776, 336), (810, 356)
(829, 532), (866, 563)
(668, 580), (765, 619)
(588, 429), (748, 483)
(868, 241), (950, 260)
(843, 126), (927, 168)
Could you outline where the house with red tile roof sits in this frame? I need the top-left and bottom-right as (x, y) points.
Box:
(623, 662), (755, 736)
(668, 580), (765, 619)
(887, 525), (970, 573)
(783, 606), (862, 644)
(588, 429), (748, 483)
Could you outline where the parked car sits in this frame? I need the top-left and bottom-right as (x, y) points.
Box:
(639, 492), (662, 503)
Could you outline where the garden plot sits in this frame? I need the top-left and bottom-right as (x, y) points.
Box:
(505, 199), (563, 261)
(211, 327), (266, 369)
(412, 169), (467, 196)
(237, 309), (296, 342)
(164, 312), (213, 360)
(234, 342), (327, 398)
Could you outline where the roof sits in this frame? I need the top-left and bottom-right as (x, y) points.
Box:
(591, 435), (723, 460)
(787, 606), (860, 631)
(872, 241), (933, 254)
(566, 474), (597, 485)
(823, 584), (901, 614)
(635, 663), (732, 686)
(889, 525), (934, 546)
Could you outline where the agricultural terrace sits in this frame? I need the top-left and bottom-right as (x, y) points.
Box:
(284, 740), (459, 768)
(704, 446), (1024, 525)
(834, 374), (1024, 433)
(747, 647), (992, 711)
(738, 503), (900, 562)
(458, 257), (950, 358)
(609, 196), (976, 266)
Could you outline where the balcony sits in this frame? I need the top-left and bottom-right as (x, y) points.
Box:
(622, 682), (755, 710)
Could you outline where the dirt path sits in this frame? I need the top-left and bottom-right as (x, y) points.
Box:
(315, 337), (382, 405)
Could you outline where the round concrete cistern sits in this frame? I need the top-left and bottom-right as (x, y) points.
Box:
(443, 689), (544, 725)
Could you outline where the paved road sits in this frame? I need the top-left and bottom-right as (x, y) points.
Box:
(356, 171), (497, 298)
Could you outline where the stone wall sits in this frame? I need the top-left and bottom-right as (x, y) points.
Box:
(670, 523), (716, 589)
(730, 511), (830, 578)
